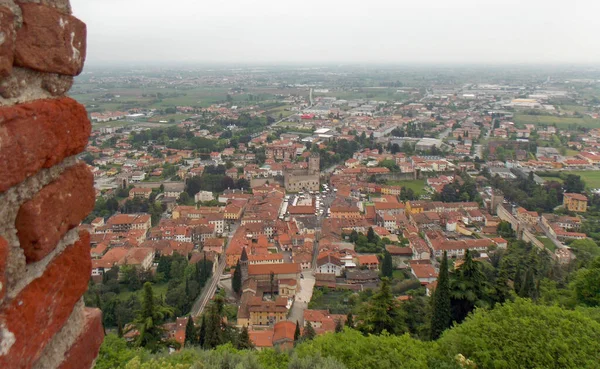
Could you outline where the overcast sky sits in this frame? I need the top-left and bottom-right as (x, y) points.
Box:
(71, 0), (600, 65)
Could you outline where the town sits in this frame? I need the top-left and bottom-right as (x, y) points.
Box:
(75, 65), (600, 352)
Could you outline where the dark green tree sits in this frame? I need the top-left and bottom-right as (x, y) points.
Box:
(345, 312), (354, 328)
(430, 251), (452, 340)
(382, 251), (393, 279)
(335, 319), (344, 333)
(450, 250), (490, 323)
(185, 316), (195, 345)
(204, 296), (225, 349)
(232, 260), (242, 295)
(303, 321), (316, 341)
(294, 320), (301, 343)
(130, 282), (174, 352)
(513, 265), (523, 293)
(367, 227), (376, 243)
(237, 326), (254, 350)
(197, 315), (206, 347)
(519, 267), (536, 300)
(358, 278), (406, 335)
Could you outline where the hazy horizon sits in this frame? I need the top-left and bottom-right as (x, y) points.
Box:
(72, 0), (600, 65)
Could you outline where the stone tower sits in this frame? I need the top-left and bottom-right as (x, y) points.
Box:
(240, 246), (249, 282)
(308, 153), (320, 175)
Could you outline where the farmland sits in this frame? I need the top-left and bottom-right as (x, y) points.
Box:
(514, 113), (600, 129)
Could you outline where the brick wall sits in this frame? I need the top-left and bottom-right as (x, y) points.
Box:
(0, 1), (103, 368)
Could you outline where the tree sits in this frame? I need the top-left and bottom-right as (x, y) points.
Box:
(381, 251), (393, 279)
(513, 265), (523, 293)
(184, 316), (195, 345)
(237, 326), (254, 350)
(449, 250), (490, 323)
(437, 299), (600, 369)
(357, 278), (405, 335)
(563, 174), (585, 194)
(430, 251), (452, 340)
(345, 312), (354, 329)
(232, 261), (242, 295)
(518, 267), (536, 299)
(204, 296), (225, 349)
(197, 315), (206, 347)
(334, 319), (344, 333)
(302, 321), (316, 341)
(367, 227), (376, 243)
(571, 257), (600, 307)
(294, 320), (301, 343)
(130, 282), (174, 352)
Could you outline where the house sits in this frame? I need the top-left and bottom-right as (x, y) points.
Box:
(129, 187), (152, 199)
(346, 269), (379, 285)
(563, 193), (588, 212)
(410, 262), (438, 285)
(385, 245), (413, 267)
(194, 190), (215, 203)
(356, 254), (379, 270)
(316, 253), (343, 276)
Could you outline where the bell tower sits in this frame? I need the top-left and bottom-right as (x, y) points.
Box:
(308, 153), (320, 175)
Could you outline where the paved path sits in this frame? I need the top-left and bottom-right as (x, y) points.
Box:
(287, 272), (315, 325)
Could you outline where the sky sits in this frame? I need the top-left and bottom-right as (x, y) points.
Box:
(71, 0), (600, 65)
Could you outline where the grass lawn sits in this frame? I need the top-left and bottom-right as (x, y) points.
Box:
(308, 287), (355, 315)
(514, 113), (600, 129)
(385, 179), (426, 195)
(537, 236), (556, 252)
(116, 282), (169, 301)
(566, 149), (580, 157)
(538, 175), (563, 183)
(563, 171), (600, 189)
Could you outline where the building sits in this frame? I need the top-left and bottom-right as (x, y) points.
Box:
(283, 154), (320, 192)
(316, 253), (343, 276)
(194, 190), (215, 203)
(129, 187), (152, 199)
(563, 193), (588, 212)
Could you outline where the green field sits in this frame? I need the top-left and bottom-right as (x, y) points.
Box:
(385, 179), (426, 195)
(536, 236), (556, 252)
(563, 171), (600, 189)
(116, 282), (169, 301)
(514, 113), (600, 129)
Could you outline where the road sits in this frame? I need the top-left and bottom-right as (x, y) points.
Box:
(537, 219), (566, 250)
(287, 272), (315, 325)
(474, 144), (483, 159)
(190, 224), (238, 317)
(438, 127), (451, 140)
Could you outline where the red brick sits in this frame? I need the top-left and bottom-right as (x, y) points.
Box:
(0, 231), (91, 369)
(0, 97), (91, 193)
(14, 3), (86, 75)
(16, 163), (95, 262)
(0, 237), (8, 301)
(0, 6), (15, 78)
(56, 308), (104, 369)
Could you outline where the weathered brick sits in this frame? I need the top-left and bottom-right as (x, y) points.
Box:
(14, 3), (86, 75)
(56, 308), (104, 369)
(0, 231), (91, 369)
(0, 236), (8, 301)
(0, 6), (16, 78)
(16, 163), (94, 262)
(0, 97), (90, 193)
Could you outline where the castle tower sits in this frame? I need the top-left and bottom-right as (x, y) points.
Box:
(240, 246), (249, 282)
(308, 153), (320, 175)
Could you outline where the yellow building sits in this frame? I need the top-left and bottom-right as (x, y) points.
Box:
(563, 193), (588, 213)
(405, 201), (426, 215)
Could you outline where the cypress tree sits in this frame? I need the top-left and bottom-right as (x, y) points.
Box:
(334, 319), (344, 333)
(185, 316), (195, 345)
(382, 251), (394, 279)
(519, 268), (535, 299)
(197, 315), (206, 347)
(302, 321), (316, 340)
(430, 251), (452, 340)
(513, 265), (522, 293)
(294, 320), (301, 343)
(232, 260), (242, 295)
(237, 326), (253, 350)
(345, 312), (354, 328)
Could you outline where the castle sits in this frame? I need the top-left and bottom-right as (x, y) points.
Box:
(283, 153), (320, 192)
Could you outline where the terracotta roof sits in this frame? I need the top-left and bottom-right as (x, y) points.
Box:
(248, 263), (301, 276)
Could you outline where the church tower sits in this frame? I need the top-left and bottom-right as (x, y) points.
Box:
(308, 153), (320, 175)
(240, 246), (249, 282)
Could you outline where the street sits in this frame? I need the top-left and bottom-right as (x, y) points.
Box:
(287, 271), (316, 325)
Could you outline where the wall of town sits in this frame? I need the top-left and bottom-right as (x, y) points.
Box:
(0, 1), (102, 368)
